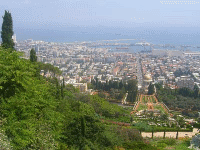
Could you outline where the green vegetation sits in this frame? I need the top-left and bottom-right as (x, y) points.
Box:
(142, 96), (147, 103)
(91, 78), (138, 103)
(30, 48), (37, 62)
(1, 10), (14, 49)
(151, 97), (156, 103)
(148, 137), (192, 150)
(148, 83), (154, 95)
(155, 83), (200, 118)
(0, 47), (157, 149)
(137, 104), (148, 111)
(153, 105), (165, 113)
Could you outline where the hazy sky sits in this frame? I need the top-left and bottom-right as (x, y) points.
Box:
(1, 0), (200, 30)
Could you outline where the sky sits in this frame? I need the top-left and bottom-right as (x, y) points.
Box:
(1, 0), (200, 29)
(1, 0), (200, 42)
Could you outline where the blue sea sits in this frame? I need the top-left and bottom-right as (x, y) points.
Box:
(14, 26), (200, 52)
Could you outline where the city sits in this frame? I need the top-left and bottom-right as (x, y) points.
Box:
(14, 37), (200, 94)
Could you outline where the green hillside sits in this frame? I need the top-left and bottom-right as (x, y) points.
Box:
(0, 48), (157, 149)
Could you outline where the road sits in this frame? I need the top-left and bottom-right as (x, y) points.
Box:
(136, 53), (143, 90)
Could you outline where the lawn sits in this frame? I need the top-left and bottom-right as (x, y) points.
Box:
(137, 104), (148, 111)
(153, 105), (166, 113)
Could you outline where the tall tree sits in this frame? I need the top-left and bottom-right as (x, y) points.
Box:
(1, 10), (15, 49)
(127, 80), (138, 102)
(148, 83), (154, 95)
(30, 48), (37, 62)
(194, 84), (199, 99)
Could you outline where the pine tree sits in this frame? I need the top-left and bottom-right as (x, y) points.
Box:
(1, 10), (15, 49)
(30, 48), (37, 62)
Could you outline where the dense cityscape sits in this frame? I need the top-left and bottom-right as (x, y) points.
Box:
(15, 37), (200, 94)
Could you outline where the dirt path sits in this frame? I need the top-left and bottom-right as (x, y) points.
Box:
(142, 128), (199, 138)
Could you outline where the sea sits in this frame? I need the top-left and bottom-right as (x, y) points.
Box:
(14, 26), (200, 53)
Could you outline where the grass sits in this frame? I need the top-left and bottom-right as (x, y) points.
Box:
(147, 137), (193, 150)
(165, 140), (193, 150)
(137, 104), (148, 111)
(153, 105), (166, 113)
(142, 96), (147, 103)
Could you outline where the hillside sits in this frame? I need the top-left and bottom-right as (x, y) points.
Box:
(0, 47), (157, 149)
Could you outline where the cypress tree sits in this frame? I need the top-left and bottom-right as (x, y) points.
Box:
(148, 83), (154, 95)
(30, 48), (37, 62)
(81, 116), (86, 137)
(61, 78), (65, 99)
(1, 10), (15, 49)
(194, 84), (199, 99)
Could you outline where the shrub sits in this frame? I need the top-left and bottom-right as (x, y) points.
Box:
(159, 137), (176, 146)
(156, 142), (167, 149)
(123, 141), (157, 150)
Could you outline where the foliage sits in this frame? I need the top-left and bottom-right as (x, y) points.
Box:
(1, 10), (14, 49)
(134, 121), (152, 133)
(156, 142), (167, 149)
(91, 79), (137, 102)
(158, 137), (176, 146)
(122, 141), (157, 150)
(30, 48), (37, 62)
(0, 49), (36, 99)
(0, 128), (13, 149)
(148, 83), (154, 95)
(126, 80), (138, 102)
(0, 47), (157, 149)
(194, 84), (199, 99)
(155, 83), (200, 118)
(38, 62), (62, 76)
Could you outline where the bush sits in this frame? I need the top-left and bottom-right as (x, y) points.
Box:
(156, 142), (167, 149)
(159, 137), (176, 146)
(123, 141), (157, 150)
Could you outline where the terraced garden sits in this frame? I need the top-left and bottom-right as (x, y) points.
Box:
(153, 105), (166, 113)
(132, 95), (169, 115)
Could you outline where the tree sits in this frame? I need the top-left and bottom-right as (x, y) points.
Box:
(194, 84), (199, 99)
(30, 48), (37, 62)
(1, 10), (15, 49)
(148, 83), (154, 95)
(127, 80), (138, 102)
(130, 116), (133, 125)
